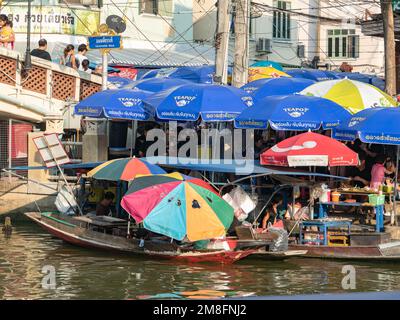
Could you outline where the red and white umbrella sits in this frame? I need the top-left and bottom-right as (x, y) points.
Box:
(260, 132), (358, 167)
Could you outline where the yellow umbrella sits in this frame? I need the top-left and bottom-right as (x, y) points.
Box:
(248, 66), (290, 82)
(300, 78), (398, 114)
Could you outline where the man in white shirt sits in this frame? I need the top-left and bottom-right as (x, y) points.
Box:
(75, 44), (89, 71)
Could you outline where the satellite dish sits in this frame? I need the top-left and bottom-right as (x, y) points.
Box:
(106, 15), (126, 34)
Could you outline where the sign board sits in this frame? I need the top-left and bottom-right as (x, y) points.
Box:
(33, 134), (71, 168)
(89, 35), (121, 49)
(2, 5), (99, 36)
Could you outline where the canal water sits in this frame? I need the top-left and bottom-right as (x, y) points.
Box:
(1, 218), (400, 299)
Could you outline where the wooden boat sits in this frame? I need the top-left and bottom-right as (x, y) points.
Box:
(24, 212), (265, 264)
(288, 242), (400, 261)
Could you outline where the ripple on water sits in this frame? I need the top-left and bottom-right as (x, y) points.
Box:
(1, 222), (400, 299)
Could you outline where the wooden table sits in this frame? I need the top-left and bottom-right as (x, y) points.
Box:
(318, 201), (384, 232)
(299, 219), (352, 246)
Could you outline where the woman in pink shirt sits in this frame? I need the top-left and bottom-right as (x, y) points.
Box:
(370, 155), (390, 189)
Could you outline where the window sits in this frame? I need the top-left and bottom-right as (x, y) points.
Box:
(273, 1), (291, 40)
(139, 0), (172, 17)
(327, 29), (359, 58)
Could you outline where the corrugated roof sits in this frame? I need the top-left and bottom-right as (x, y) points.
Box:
(87, 44), (215, 67)
(51, 42), (215, 67)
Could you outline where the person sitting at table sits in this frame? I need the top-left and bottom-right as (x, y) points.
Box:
(96, 192), (115, 216)
(370, 155), (392, 190)
(262, 195), (285, 228)
(349, 152), (370, 188)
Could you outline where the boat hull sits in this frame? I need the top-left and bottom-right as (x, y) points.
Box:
(289, 243), (400, 261)
(24, 212), (255, 264)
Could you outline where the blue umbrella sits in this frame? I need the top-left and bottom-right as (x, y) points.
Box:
(333, 107), (400, 144)
(234, 94), (351, 130)
(143, 83), (254, 121)
(241, 78), (315, 100)
(334, 72), (385, 90)
(168, 65), (215, 84)
(74, 89), (153, 121)
(333, 107), (400, 224)
(285, 69), (340, 81)
(108, 77), (135, 88)
(126, 78), (190, 92)
(140, 69), (160, 79)
(251, 60), (283, 71)
(140, 68), (178, 80)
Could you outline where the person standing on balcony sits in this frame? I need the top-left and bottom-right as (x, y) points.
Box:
(30, 39), (52, 61)
(60, 44), (77, 70)
(75, 44), (89, 71)
(0, 15), (15, 50)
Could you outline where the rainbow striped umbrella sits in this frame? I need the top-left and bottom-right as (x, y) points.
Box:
(121, 173), (234, 241)
(87, 158), (166, 182)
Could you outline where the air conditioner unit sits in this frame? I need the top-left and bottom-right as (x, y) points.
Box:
(256, 38), (272, 53)
(81, 0), (97, 5)
(297, 44), (305, 58)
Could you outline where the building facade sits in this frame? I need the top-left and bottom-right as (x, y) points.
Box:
(314, 0), (384, 74)
(193, 0), (384, 71)
(1, 0), (197, 64)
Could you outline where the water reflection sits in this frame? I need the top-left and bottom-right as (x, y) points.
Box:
(1, 221), (400, 299)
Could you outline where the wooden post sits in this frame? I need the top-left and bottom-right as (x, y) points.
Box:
(232, 0), (249, 88)
(215, 0), (231, 85)
(381, 0), (397, 95)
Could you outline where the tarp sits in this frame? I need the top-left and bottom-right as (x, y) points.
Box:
(9, 157), (348, 180)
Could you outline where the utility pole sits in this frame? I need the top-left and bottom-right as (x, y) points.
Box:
(214, 0), (231, 85)
(232, 0), (249, 88)
(381, 0), (396, 95)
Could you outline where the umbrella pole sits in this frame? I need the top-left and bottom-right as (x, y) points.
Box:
(127, 215), (131, 238)
(130, 120), (137, 158)
(392, 145), (399, 226)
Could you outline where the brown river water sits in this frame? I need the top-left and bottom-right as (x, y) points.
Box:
(1, 218), (400, 299)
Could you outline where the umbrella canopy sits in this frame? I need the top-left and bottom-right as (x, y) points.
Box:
(121, 172), (234, 241)
(241, 78), (315, 100)
(108, 76), (135, 89)
(143, 83), (254, 122)
(300, 78), (398, 114)
(285, 69), (340, 81)
(87, 157), (166, 182)
(251, 60), (283, 71)
(248, 67), (290, 82)
(234, 94), (351, 130)
(260, 132), (358, 167)
(74, 89), (153, 121)
(168, 65), (215, 84)
(333, 107), (400, 144)
(140, 68), (178, 80)
(125, 78), (190, 92)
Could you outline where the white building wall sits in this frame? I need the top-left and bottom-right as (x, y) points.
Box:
(316, 1), (384, 73)
(102, 0), (194, 49)
(193, 0), (313, 66)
